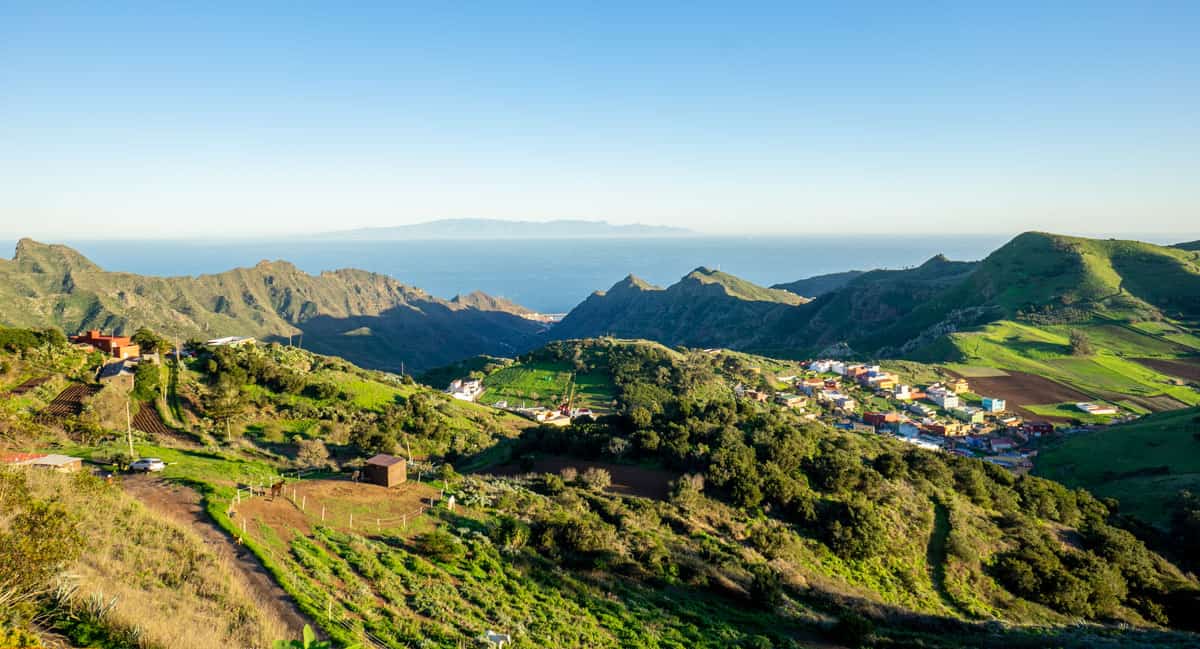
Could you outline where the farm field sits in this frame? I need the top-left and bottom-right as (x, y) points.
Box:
(43, 383), (102, 417)
(5, 375), (49, 395)
(237, 478), (441, 539)
(1134, 357), (1200, 383)
(942, 320), (1200, 410)
(479, 361), (615, 412)
(1035, 406), (1200, 525)
(1023, 402), (1121, 425)
(945, 370), (1092, 421)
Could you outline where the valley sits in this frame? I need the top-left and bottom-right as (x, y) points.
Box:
(3, 230), (1200, 648)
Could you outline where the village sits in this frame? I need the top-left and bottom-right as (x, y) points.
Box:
(733, 358), (1110, 474)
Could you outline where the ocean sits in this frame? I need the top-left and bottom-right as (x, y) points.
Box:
(24, 235), (1016, 313)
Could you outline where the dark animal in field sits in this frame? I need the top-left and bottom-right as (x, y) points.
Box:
(270, 481), (285, 500)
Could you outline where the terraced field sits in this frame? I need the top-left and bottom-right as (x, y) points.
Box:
(6, 375), (48, 395)
(43, 383), (102, 417)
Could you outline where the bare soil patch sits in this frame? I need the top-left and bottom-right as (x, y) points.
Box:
(43, 383), (102, 417)
(8, 375), (49, 395)
(131, 403), (197, 445)
(121, 475), (312, 636)
(240, 478), (441, 537)
(1134, 357), (1200, 383)
(947, 370), (1092, 422)
(485, 455), (678, 501)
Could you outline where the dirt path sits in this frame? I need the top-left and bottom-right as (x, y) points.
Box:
(121, 474), (312, 636)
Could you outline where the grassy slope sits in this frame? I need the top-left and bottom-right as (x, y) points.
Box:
(22, 469), (287, 649)
(1035, 407), (1200, 525)
(928, 320), (1200, 410)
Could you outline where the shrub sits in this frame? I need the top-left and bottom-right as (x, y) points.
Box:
(580, 467), (612, 492)
(415, 529), (463, 562)
(831, 611), (874, 647)
(749, 564), (783, 607)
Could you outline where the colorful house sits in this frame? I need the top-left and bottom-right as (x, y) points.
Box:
(981, 397), (1006, 412)
(71, 330), (140, 359)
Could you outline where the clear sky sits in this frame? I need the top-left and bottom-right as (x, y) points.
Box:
(2, 2), (1198, 239)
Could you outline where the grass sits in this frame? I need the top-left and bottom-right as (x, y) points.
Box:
(479, 361), (615, 411)
(1023, 402), (1120, 425)
(1035, 406), (1200, 525)
(19, 469), (287, 649)
(941, 320), (1200, 406)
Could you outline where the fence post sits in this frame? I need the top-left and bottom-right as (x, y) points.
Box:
(301, 495), (306, 511)
(401, 514), (406, 528)
(321, 505), (326, 522)
(349, 513), (353, 529)
(377, 518), (380, 531)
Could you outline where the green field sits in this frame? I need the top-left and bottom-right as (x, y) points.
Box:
(941, 320), (1200, 407)
(479, 361), (615, 411)
(1035, 407), (1200, 525)
(1023, 402), (1120, 425)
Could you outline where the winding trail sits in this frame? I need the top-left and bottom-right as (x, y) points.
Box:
(926, 498), (960, 615)
(121, 475), (313, 636)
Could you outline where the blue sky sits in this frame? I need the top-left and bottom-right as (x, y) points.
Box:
(1, 2), (1198, 238)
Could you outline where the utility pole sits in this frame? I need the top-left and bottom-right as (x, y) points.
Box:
(125, 400), (135, 459)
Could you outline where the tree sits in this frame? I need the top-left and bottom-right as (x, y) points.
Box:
(131, 362), (162, 401)
(131, 327), (171, 354)
(1069, 329), (1093, 356)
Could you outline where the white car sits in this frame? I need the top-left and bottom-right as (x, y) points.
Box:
(130, 458), (166, 472)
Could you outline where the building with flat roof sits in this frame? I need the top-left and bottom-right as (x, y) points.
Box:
(72, 330), (140, 359)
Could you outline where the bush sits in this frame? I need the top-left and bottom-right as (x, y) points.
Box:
(831, 611), (874, 647)
(580, 467), (612, 492)
(415, 529), (463, 562)
(749, 564), (783, 607)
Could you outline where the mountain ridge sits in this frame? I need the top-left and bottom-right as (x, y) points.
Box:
(0, 239), (544, 372)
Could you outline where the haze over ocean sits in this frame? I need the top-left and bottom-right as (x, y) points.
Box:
(4, 235), (1022, 313)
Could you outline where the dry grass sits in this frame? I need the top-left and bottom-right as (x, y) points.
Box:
(25, 470), (288, 649)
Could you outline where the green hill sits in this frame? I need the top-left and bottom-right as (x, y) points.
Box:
(551, 268), (807, 350)
(1036, 406), (1200, 525)
(0, 239), (544, 372)
(551, 233), (1200, 410)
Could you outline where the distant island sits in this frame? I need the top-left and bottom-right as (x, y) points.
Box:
(322, 218), (696, 240)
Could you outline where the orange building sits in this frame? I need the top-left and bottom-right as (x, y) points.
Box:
(72, 330), (141, 359)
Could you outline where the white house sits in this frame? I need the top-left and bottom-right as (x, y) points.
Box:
(926, 384), (960, 409)
(448, 378), (484, 401)
(808, 360), (834, 373)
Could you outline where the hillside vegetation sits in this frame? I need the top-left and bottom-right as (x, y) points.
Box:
(553, 233), (1200, 411)
(1036, 407), (1200, 526)
(0, 239), (543, 372)
(1, 468), (287, 648)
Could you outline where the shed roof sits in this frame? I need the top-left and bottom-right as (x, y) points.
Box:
(366, 454), (405, 467)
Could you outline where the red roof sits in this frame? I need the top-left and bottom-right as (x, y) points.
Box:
(1, 452), (47, 464)
(366, 454), (405, 467)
